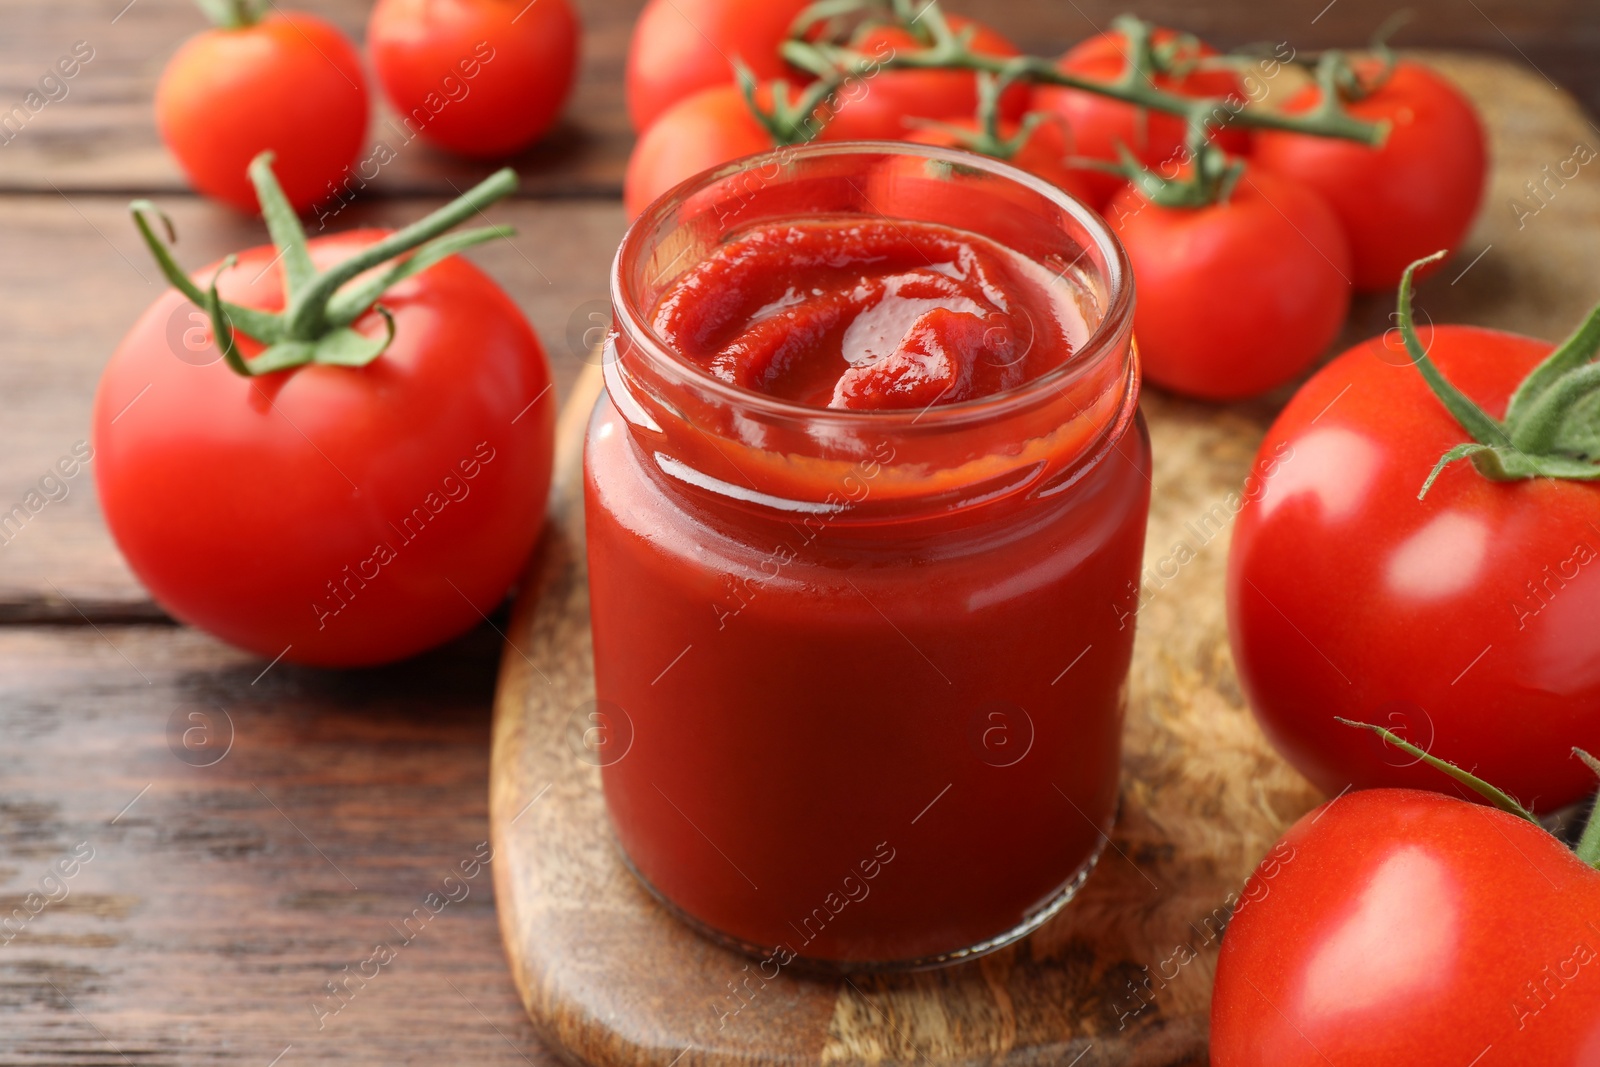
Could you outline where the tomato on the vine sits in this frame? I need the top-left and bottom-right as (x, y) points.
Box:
(1212, 787), (1600, 1065)
(1228, 262), (1600, 810)
(624, 83), (776, 218)
(817, 16), (1028, 142)
(903, 116), (1099, 207)
(625, 0), (814, 133)
(1033, 27), (1251, 209)
(1252, 61), (1487, 291)
(93, 159), (554, 667)
(368, 0), (580, 159)
(156, 6), (368, 214)
(1103, 165), (1350, 400)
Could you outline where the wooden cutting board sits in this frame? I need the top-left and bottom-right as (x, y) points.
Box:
(488, 53), (1600, 1067)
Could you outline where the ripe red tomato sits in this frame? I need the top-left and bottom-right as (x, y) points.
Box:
(1252, 61), (1487, 291)
(93, 232), (555, 667)
(817, 16), (1028, 142)
(625, 0), (813, 133)
(1228, 324), (1600, 810)
(368, 0), (579, 158)
(1212, 788), (1600, 1065)
(1033, 28), (1252, 209)
(1102, 166), (1350, 400)
(156, 11), (368, 214)
(624, 83), (775, 218)
(903, 117), (1100, 207)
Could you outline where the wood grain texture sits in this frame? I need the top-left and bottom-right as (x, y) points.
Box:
(0, 620), (565, 1067)
(489, 53), (1600, 1067)
(0, 0), (1596, 199)
(0, 194), (625, 620)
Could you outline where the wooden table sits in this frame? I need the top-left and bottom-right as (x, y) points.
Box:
(2, 1), (1595, 1064)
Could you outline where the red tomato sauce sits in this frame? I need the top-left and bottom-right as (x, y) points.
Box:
(651, 218), (1088, 409)
(587, 211), (1148, 965)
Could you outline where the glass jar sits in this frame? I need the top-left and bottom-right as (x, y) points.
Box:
(585, 142), (1149, 969)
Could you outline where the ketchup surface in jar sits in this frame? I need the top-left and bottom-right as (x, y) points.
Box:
(651, 218), (1087, 410)
(585, 144), (1149, 968)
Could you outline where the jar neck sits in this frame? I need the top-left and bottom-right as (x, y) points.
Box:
(601, 316), (1139, 531)
(606, 142), (1137, 530)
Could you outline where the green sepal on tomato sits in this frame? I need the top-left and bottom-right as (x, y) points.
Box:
(156, 0), (369, 214)
(1228, 256), (1600, 812)
(92, 155), (555, 667)
(368, 0), (580, 159)
(1211, 724), (1600, 1066)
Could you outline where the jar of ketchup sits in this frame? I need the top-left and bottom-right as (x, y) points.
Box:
(586, 143), (1149, 969)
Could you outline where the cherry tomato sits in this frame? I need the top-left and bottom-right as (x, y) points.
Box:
(368, 0), (579, 159)
(1103, 166), (1350, 400)
(93, 233), (555, 667)
(155, 11), (368, 214)
(1228, 324), (1600, 810)
(624, 83), (775, 219)
(1212, 788), (1600, 1065)
(903, 116), (1100, 207)
(625, 0), (814, 133)
(1033, 28), (1252, 209)
(818, 16), (1028, 142)
(1252, 61), (1487, 291)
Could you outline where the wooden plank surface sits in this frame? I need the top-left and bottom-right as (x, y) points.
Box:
(0, 194), (626, 620)
(0, 620), (564, 1067)
(488, 52), (1600, 1067)
(0, 0), (1596, 200)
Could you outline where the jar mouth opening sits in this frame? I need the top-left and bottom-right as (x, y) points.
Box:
(611, 140), (1134, 432)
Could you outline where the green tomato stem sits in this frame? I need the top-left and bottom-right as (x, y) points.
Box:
(283, 166), (517, 340)
(130, 154), (518, 377)
(194, 0), (263, 29)
(248, 153), (315, 301)
(1396, 252), (1511, 448)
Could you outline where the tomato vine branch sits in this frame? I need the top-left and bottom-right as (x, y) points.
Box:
(773, 4), (1389, 148)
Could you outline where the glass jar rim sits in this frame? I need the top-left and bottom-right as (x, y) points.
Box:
(610, 140), (1134, 433)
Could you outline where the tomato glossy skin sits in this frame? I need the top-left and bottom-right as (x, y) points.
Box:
(1228, 326), (1600, 810)
(1253, 62), (1487, 292)
(155, 12), (369, 214)
(368, 0), (579, 158)
(623, 83), (774, 219)
(1103, 167), (1350, 400)
(903, 117), (1100, 207)
(1033, 29), (1251, 209)
(625, 0), (813, 133)
(818, 17), (1028, 142)
(1212, 789), (1600, 1065)
(92, 233), (555, 667)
